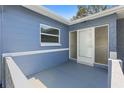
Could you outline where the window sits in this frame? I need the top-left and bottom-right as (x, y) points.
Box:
(40, 24), (61, 46)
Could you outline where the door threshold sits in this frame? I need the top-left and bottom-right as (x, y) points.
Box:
(69, 58), (77, 63)
(94, 63), (108, 70)
(77, 60), (94, 66)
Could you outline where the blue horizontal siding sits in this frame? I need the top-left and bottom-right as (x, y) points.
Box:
(3, 6), (69, 53)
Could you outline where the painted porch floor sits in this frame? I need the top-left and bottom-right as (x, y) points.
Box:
(0, 84), (2, 88)
(28, 62), (108, 88)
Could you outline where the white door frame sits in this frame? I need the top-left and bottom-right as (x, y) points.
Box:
(69, 24), (109, 66)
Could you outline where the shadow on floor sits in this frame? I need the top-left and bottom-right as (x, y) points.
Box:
(29, 62), (108, 88)
(0, 84), (2, 88)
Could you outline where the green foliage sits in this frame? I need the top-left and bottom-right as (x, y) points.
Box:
(71, 5), (114, 20)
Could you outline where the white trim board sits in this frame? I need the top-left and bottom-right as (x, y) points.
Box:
(41, 43), (61, 46)
(2, 48), (69, 57)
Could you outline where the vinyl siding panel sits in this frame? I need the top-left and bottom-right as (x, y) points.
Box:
(2, 6), (69, 77)
(3, 6), (69, 53)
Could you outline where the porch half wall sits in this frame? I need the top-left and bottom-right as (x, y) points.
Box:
(69, 14), (117, 59)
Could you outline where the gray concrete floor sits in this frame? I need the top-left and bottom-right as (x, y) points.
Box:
(29, 62), (108, 88)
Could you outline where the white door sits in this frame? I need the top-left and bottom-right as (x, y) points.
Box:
(77, 28), (94, 66)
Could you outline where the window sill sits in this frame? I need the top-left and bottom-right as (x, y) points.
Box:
(41, 43), (61, 46)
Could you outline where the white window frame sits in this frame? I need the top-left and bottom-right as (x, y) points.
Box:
(40, 24), (61, 46)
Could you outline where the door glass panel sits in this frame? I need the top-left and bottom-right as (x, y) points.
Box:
(95, 26), (108, 64)
(79, 30), (92, 57)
